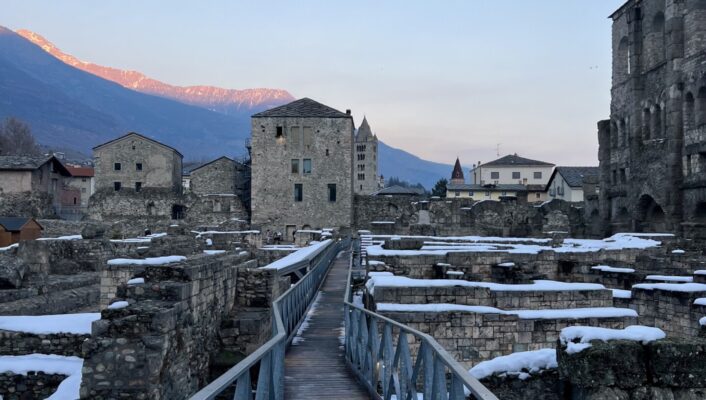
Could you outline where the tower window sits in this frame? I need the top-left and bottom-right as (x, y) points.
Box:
(276, 126), (283, 138)
(114, 182), (121, 191)
(114, 163), (121, 171)
(294, 184), (303, 202)
(328, 184), (337, 202)
(136, 163), (143, 171)
(303, 159), (312, 174)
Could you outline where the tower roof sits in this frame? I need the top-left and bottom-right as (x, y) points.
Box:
(451, 157), (465, 180)
(356, 116), (375, 142)
(252, 97), (351, 118)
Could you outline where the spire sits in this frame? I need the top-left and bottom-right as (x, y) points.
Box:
(451, 157), (465, 184)
(356, 116), (374, 142)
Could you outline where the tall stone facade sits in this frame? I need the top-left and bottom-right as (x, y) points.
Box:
(250, 98), (354, 238)
(93, 132), (183, 193)
(599, 0), (706, 235)
(354, 117), (381, 195)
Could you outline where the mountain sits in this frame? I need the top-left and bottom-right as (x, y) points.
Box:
(16, 30), (294, 115)
(3, 27), (455, 188)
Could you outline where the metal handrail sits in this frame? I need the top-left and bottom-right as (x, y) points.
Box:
(343, 239), (499, 400)
(190, 237), (349, 400)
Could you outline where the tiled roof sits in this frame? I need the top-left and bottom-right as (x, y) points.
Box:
(451, 158), (464, 180)
(356, 117), (374, 142)
(189, 156), (236, 173)
(481, 154), (554, 167)
(66, 166), (94, 177)
(0, 217), (39, 232)
(554, 166), (600, 188)
(447, 183), (527, 192)
(93, 132), (183, 158)
(0, 156), (51, 170)
(252, 98), (351, 118)
(372, 185), (425, 196)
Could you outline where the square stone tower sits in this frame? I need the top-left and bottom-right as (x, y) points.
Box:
(354, 117), (381, 195)
(598, 0), (706, 235)
(250, 98), (354, 238)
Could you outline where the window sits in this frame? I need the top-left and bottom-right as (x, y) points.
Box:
(612, 169), (617, 184)
(114, 182), (121, 191)
(294, 184), (303, 202)
(136, 163), (143, 171)
(303, 159), (312, 174)
(512, 172), (520, 179)
(468, 191), (474, 196)
(291, 159), (299, 174)
(73, 197), (77, 205)
(455, 191), (460, 197)
(303, 127), (313, 147)
(687, 155), (692, 175)
(619, 169), (627, 183)
(358, 173), (365, 180)
(536, 193), (541, 199)
(534, 172), (542, 179)
(81, 178), (87, 183)
(501, 191), (507, 196)
(328, 184), (337, 202)
(485, 191), (490, 197)
(276, 126), (283, 138)
(135, 182), (142, 192)
(81, 187), (86, 193)
(114, 163), (122, 171)
(326, 149), (330, 156)
(490, 171), (499, 179)
(290, 126), (301, 147)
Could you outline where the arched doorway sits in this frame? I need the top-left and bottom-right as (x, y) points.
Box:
(636, 195), (666, 232)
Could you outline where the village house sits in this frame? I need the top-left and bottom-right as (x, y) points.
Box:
(64, 165), (95, 208)
(188, 156), (242, 196)
(354, 117), (382, 195)
(92, 132), (183, 193)
(0, 217), (42, 247)
(469, 154), (554, 202)
(445, 183), (527, 201)
(250, 98), (354, 239)
(546, 166), (599, 203)
(0, 155), (72, 197)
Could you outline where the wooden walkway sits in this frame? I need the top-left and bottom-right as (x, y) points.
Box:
(284, 251), (370, 399)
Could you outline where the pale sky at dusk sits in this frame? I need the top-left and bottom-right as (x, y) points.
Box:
(2, 0), (626, 167)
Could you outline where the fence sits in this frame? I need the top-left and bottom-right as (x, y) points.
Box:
(190, 237), (349, 400)
(343, 240), (499, 400)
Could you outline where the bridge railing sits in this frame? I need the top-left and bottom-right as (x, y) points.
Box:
(343, 239), (499, 400)
(190, 237), (349, 400)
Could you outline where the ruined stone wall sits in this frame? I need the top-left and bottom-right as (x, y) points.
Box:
(0, 191), (56, 218)
(0, 330), (88, 357)
(629, 287), (706, 338)
(0, 372), (66, 400)
(81, 252), (253, 399)
(380, 310), (634, 368)
(250, 115), (354, 235)
(354, 196), (588, 238)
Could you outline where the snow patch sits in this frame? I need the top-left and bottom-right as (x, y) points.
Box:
(37, 235), (82, 241)
(560, 325), (665, 354)
(591, 265), (635, 274)
(611, 289), (632, 299)
(261, 240), (332, 270)
(0, 354), (83, 400)
(204, 250), (226, 255)
(107, 255), (186, 266)
(375, 303), (638, 320)
(469, 349), (557, 380)
(108, 301), (129, 310)
(127, 278), (144, 285)
(291, 292), (322, 346)
(632, 283), (706, 292)
(694, 298), (706, 306)
(645, 275), (693, 283)
(0, 313), (100, 335)
(0, 243), (18, 251)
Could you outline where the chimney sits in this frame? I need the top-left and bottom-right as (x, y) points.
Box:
(346, 109), (351, 115)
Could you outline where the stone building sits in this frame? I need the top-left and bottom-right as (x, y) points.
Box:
(250, 98), (354, 239)
(64, 165), (94, 208)
(0, 155), (71, 195)
(93, 132), (183, 193)
(598, 0), (706, 235)
(354, 117), (381, 195)
(189, 156), (239, 195)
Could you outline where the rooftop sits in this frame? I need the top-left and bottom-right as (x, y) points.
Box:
(480, 154), (554, 168)
(372, 185), (425, 196)
(66, 165), (94, 177)
(92, 132), (183, 158)
(0, 217), (41, 232)
(553, 166), (600, 188)
(252, 98), (352, 118)
(0, 155), (51, 171)
(447, 183), (527, 192)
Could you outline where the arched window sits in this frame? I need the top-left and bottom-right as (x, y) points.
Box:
(652, 104), (662, 138)
(685, 92), (696, 131)
(618, 37), (630, 77)
(643, 107), (652, 140)
(698, 87), (706, 127)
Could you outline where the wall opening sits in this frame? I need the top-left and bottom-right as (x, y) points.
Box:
(171, 204), (186, 220)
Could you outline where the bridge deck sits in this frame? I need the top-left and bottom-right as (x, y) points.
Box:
(284, 251), (370, 399)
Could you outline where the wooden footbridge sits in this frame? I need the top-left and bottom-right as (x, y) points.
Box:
(190, 238), (498, 400)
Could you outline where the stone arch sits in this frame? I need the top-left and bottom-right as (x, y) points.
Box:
(652, 103), (663, 138)
(636, 194), (666, 232)
(685, 91), (696, 131)
(697, 87), (706, 127)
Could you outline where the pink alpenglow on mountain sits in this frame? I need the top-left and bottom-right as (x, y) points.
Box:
(16, 29), (294, 114)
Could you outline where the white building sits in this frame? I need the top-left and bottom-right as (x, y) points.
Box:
(546, 166), (599, 203)
(470, 154), (554, 202)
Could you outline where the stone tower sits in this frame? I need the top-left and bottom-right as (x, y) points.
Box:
(354, 117), (381, 195)
(250, 98), (354, 238)
(450, 157), (465, 185)
(598, 0), (706, 236)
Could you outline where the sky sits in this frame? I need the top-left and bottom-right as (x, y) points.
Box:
(2, 0), (625, 167)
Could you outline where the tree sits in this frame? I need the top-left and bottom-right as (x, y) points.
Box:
(432, 178), (448, 198)
(0, 118), (40, 156)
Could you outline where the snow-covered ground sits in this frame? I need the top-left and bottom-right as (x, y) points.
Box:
(469, 348), (557, 380)
(591, 265), (635, 274)
(37, 235), (83, 241)
(0, 243), (19, 251)
(0, 313), (100, 335)
(203, 250), (226, 255)
(0, 354), (83, 399)
(375, 303), (637, 320)
(645, 275), (693, 282)
(110, 232), (167, 243)
(291, 292), (322, 346)
(107, 255), (186, 266)
(261, 239), (332, 270)
(560, 325), (665, 354)
(632, 282), (706, 292)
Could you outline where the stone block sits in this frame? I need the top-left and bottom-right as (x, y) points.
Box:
(647, 338), (706, 387)
(558, 340), (647, 389)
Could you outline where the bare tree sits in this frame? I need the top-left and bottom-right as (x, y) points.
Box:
(0, 118), (40, 156)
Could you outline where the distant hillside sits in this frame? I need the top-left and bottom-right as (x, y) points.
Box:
(3, 26), (456, 188)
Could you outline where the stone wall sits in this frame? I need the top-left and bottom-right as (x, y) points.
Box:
(628, 287), (706, 338)
(80, 252), (253, 399)
(0, 191), (56, 218)
(189, 157), (238, 195)
(380, 310), (635, 368)
(354, 196), (588, 238)
(0, 330), (88, 357)
(0, 372), (66, 400)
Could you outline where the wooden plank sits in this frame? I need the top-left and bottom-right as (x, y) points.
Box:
(284, 251), (370, 399)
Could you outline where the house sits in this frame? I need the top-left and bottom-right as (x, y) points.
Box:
(469, 154), (554, 202)
(0, 155), (72, 196)
(64, 165), (95, 208)
(92, 132), (183, 193)
(372, 185), (425, 197)
(446, 183), (527, 201)
(546, 166), (599, 203)
(250, 98), (355, 239)
(354, 117), (382, 195)
(189, 156), (239, 195)
(0, 217), (43, 247)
